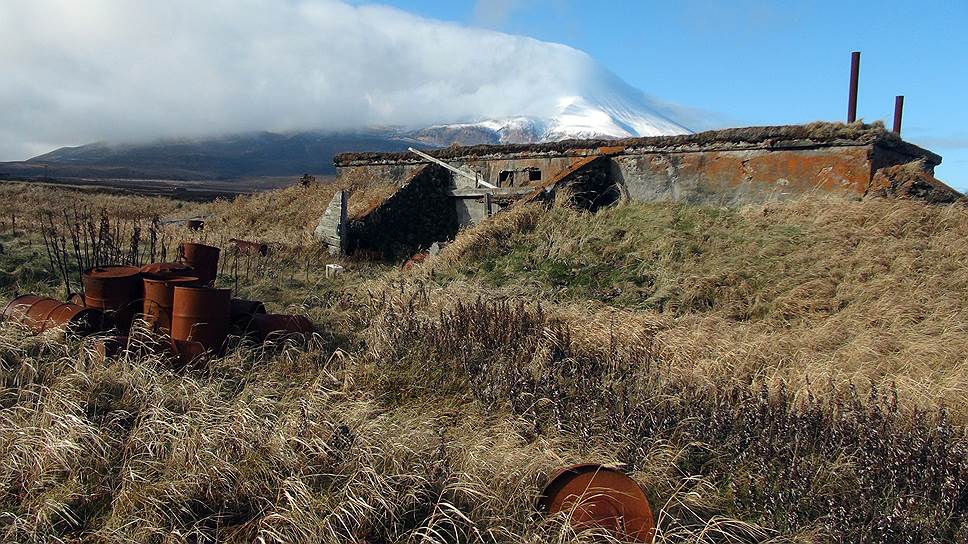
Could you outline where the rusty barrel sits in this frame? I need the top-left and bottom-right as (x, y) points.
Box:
(538, 464), (654, 543)
(244, 313), (315, 341)
(179, 243), (220, 285)
(143, 276), (200, 333)
(141, 261), (195, 279)
(83, 265), (143, 331)
(229, 239), (269, 257)
(171, 286), (231, 362)
(2, 295), (103, 335)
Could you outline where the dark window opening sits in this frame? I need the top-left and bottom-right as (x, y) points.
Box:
(499, 171), (512, 184)
(528, 169), (542, 182)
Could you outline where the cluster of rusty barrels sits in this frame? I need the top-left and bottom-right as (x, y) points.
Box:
(2, 242), (314, 364)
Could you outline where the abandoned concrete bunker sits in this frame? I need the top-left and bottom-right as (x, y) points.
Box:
(316, 122), (958, 258)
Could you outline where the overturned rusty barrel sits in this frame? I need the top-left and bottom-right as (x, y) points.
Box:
(179, 243), (220, 285)
(143, 276), (200, 333)
(2, 295), (103, 335)
(171, 286), (231, 362)
(141, 261), (195, 279)
(82, 265), (143, 332)
(243, 313), (315, 341)
(229, 238), (269, 257)
(538, 464), (655, 543)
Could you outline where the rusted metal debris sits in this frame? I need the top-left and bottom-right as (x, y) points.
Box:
(402, 252), (428, 269)
(538, 464), (655, 543)
(143, 276), (200, 333)
(179, 243), (220, 285)
(82, 265), (143, 332)
(893, 95), (904, 135)
(171, 285), (232, 363)
(2, 295), (103, 335)
(3, 237), (316, 363)
(228, 238), (270, 257)
(848, 51), (860, 123)
(186, 219), (204, 231)
(141, 261), (195, 279)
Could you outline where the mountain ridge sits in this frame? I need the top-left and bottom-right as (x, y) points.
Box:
(1, 92), (691, 181)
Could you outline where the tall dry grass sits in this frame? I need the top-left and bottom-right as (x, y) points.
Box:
(423, 195), (968, 421)
(1, 184), (966, 541)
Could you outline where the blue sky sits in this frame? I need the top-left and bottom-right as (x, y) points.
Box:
(374, 0), (968, 189)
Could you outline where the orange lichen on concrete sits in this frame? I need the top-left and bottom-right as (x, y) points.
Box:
(695, 148), (873, 195)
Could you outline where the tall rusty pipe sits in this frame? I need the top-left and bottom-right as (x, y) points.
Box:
(893, 95), (904, 135)
(847, 51), (860, 123)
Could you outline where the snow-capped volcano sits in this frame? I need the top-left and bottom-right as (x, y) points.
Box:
(411, 68), (691, 146)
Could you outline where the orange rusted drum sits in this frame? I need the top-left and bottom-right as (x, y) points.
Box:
(83, 265), (143, 331)
(2, 295), (103, 335)
(171, 286), (231, 362)
(179, 243), (220, 285)
(143, 276), (200, 332)
(243, 313), (315, 341)
(229, 238), (269, 257)
(538, 464), (655, 543)
(141, 262), (195, 279)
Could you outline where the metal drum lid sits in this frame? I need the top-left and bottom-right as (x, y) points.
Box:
(537, 464), (655, 542)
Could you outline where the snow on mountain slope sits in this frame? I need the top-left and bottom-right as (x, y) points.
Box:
(413, 68), (691, 146)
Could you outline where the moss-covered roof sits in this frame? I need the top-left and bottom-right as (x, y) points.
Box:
(335, 122), (941, 166)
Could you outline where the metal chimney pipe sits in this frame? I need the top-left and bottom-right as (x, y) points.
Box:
(893, 95), (904, 135)
(847, 51), (860, 123)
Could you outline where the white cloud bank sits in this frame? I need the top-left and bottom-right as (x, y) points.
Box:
(0, 0), (683, 160)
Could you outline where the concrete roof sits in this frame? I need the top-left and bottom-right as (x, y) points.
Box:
(334, 122), (942, 167)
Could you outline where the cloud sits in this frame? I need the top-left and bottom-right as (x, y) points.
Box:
(0, 0), (686, 160)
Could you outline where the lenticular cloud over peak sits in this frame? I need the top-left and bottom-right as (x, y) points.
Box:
(0, 0), (689, 160)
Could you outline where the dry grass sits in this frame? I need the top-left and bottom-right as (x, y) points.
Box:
(424, 196), (968, 421)
(0, 185), (966, 541)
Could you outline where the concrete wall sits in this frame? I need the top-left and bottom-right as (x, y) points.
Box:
(612, 145), (875, 205)
(336, 139), (941, 227)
